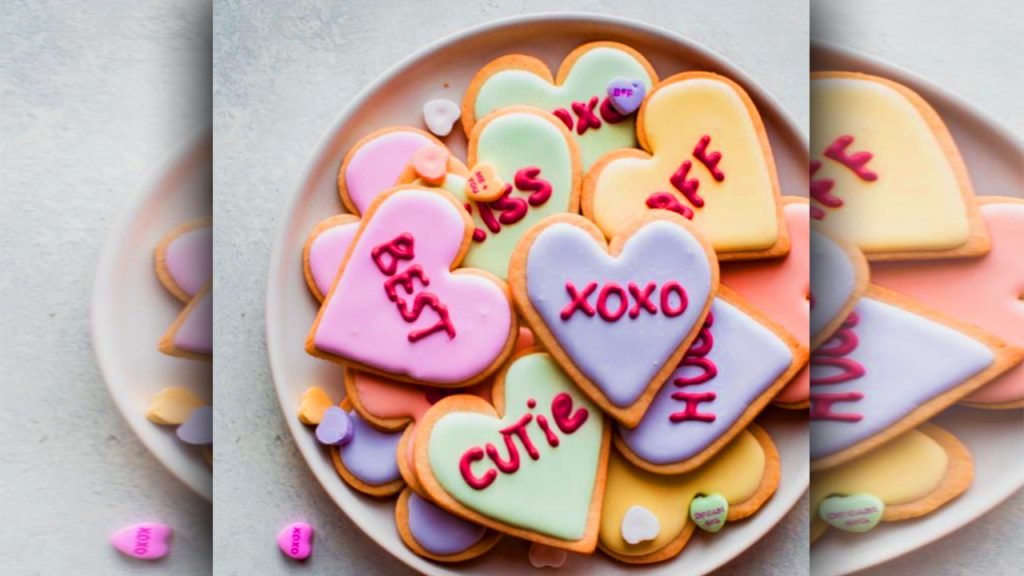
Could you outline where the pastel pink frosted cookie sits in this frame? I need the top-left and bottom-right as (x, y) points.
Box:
(306, 187), (518, 386)
(155, 218), (212, 360)
(872, 198), (1024, 408)
(721, 197), (810, 407)
(303, 214), (361, 301)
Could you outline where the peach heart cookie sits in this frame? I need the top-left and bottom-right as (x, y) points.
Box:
(872, 198), (1024, 408)
(599, 425), (780, 564)
(721, 198), (811, 408)
(510, 212), (718, 427)
(396, 107), (582, 280)
(155, 217), (212, 360)
(810, 285), (1024, 471)
(583, 72), (788, 261)
(810, 425), (972, 542)
(338, 127), (466, 216)
(414, 350), (611, 553)
(615, 286), (808, 474)
(306, 187), (518, 387)
(809, 227), (868, 350)
(810, 72), (988, 260)
(463, 41), (658, 170)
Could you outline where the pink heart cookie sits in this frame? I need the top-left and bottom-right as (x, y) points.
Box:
(872, 198), (1024, 408)
(307, 187), (517, 386)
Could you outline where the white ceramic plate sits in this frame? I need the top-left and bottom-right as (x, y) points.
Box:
(267, 15), (809, 575)
(810, 42), (1024, 576)
(92, 136), (213, 500)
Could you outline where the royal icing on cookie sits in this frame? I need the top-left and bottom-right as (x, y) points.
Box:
(872, 199), (1024, 406)
(617, 294), (796, 472)
(158, 221), (212, 302)
(465, 42), (657, 169)
(809, 229), (868, 348)
(339, 128), (460, 215)
(584, 72), (784, 259)
(417, 351), (608, 548)
(599, 427), (775, 561)
(512, 213), (716, 426)
(810, 72), (986, 258)
(406, 491), (488, 556)
(810, 293), (995, 465)
(161, 284), (212, 356)
(304, 215), (360, 301)
(721, 199), (810, 405)
(337, 409), (403, 486)
(308, 187), (516, 385)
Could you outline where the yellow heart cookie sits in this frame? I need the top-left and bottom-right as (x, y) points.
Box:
(146, 387), (204, 426)
(810, 425), (972, 542)
(599, 425), (780, 563)
(584, 72), (786, 260)
(297, 386), (333, 425)
(809, 72), (988, 260)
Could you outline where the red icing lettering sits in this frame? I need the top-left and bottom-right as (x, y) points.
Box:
(492, 186), (528, 225)
(693, 135), (725, 182)
(599, 97), (628, 124)
(551, 392), (589, 434)
(462, 203), (488, 242)
(395, 292), (456, 343)
(460, 447), (496, 490)
(627, 282), (657, 318)
(561, 281), (598, 320)
(515, 167), (552, 206)
(824, 135), (878, 181)
(669, 312), (718, 422)
(660, 281), (688, 317)
(673, 356), (718, 387)
(383, 264), (429, 302)
(486, 433), (520, 473)
(571, 97), (602, 135)
(810, 160), (841, 221)
(535, 414), (560, 447)
(477, 200), (502, 233)
(552, 108), (573, 130)
(646, 192), (694, 219)
(810, 312), (865, 421)
(371, 233), (415, 275)
(669, 391), (717, 422)
(670, 160), (703, 207)
(597, 283), (628, 321)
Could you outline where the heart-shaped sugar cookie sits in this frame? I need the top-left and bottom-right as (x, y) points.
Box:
(464, 42), (658, 169)
(510, 212), (717, 427)
(809, 228), (868, 349)
(396, 488), (502, 562)
(598, 425), (779, 564)
(615, 288), (805, 474)
(583, 72), (787, 260)
(414, 351), (610, 553)
(159, 284), (211, 360)
(155, 217), (212, 303)
(810, 72), (988, 259)
(307, 187), (517, 386)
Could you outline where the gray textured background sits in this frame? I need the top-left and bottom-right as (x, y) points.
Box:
(1, 1), (212, 575)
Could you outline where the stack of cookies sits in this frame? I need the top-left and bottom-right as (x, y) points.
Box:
(808, 72), (1024, 540)
(295, 41), (812, 565)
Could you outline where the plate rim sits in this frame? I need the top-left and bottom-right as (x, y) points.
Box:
(265, 13), (809, 574)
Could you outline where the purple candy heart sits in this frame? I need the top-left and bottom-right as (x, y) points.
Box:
(607, 77), (646, 115)
(176, 406), (212, 445)
(315, 406), (354, 446)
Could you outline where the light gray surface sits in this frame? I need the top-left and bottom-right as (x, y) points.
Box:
(0, 1), (212, 574)
(811, 2), (1023, 575)
(212, 1), (807, 575)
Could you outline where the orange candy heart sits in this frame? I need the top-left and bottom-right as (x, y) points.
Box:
(464, 162), (506, 203)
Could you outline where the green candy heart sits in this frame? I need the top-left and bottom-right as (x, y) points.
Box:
(818, 493), (885, 533)
(690, 493), (729, 533)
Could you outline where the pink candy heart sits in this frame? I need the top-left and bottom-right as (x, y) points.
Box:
(277, 522), (313, 560)
(110, 522), (172, 560)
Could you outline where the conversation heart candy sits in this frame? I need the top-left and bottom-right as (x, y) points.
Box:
(463, 162), (506, 203)
(146, 387), (204, 426)
(277, 522), (313, 560)
(297, 386), (333, 425)
(621, 505), (660, 544)
(528, 542), (568, 568)
(422, 98), (461, 137)
(411, 145), (449, 186)
(315, 406), (354, 446)
(110, 522), (172, 560)
(176, 406), (213, 445)
(607, 77), (646, 115)
(818, 493), (884, 533)
(689, 493), (729, 533)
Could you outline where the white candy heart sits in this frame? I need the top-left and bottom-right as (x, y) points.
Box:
(528, 542), (568, 568)
(621, 505), (660, 544)
(422, 99), (461, 137)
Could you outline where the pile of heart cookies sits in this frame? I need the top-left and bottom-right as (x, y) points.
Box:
(808, 72), (1024, 541)
(293, 41), (812, 566)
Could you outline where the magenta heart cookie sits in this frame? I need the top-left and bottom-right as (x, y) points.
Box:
(308, 187), (517, 386)
(510, 212), (718, 427)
